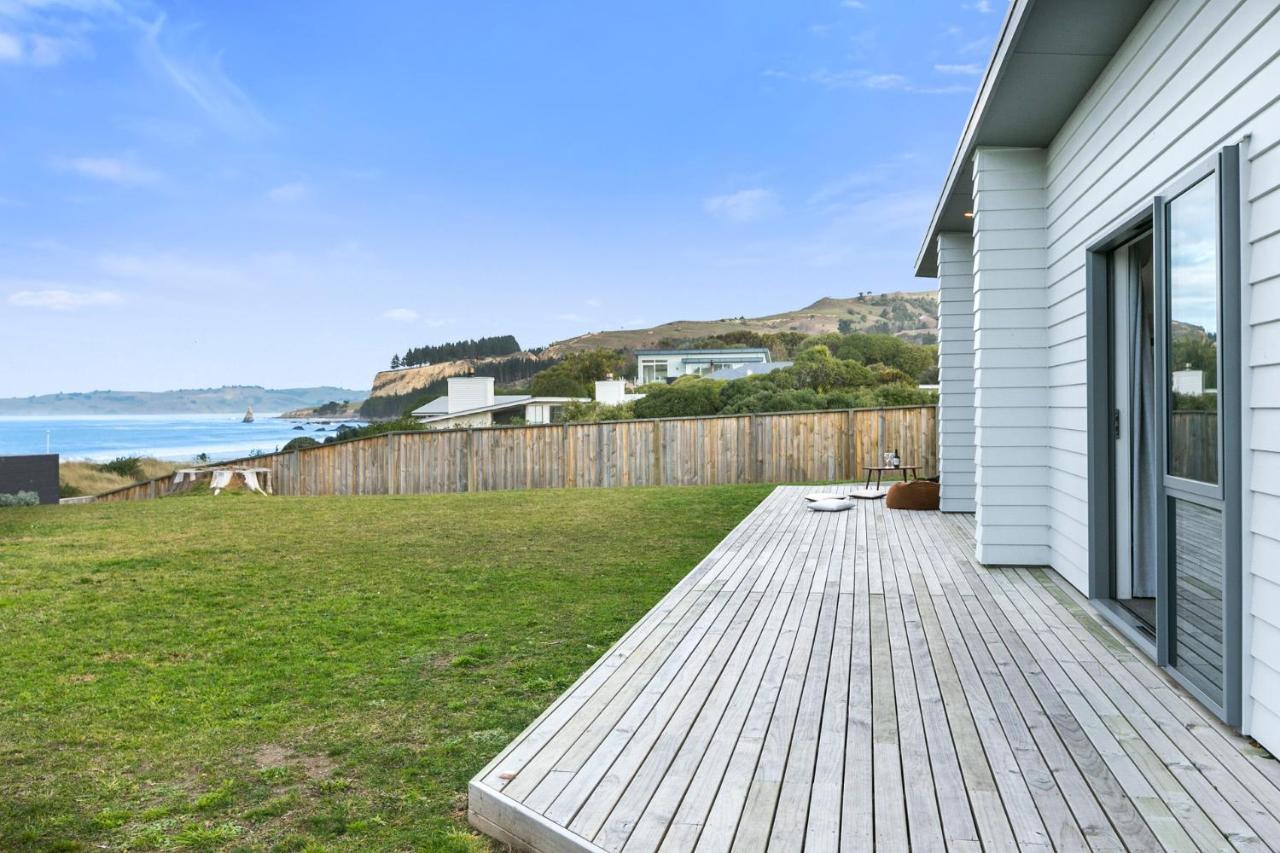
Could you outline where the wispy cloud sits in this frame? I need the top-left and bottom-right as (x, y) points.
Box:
(137, 14), (270, 138)
(0, 31), (22, 61)
(769, 67), (970, 96)
(58, 155), (160, 185)
(965, 0), (995, 12)
(792, 190), (937, 269)
(704, 188), (778, 223)
(943, 24), (996, 55)
(2, 2), (268, 133)
(934, 62), (983, 76)
(97, 251), (241, 289)
(841, 1), (866, 8)
(0, 1), (100, 67)
(382, 307), (419, 322)
(266, 181), (308, 203)
(8, 283), (123, 311)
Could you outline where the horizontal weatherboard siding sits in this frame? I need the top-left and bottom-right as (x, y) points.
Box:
(1014, 0), (1280, 747)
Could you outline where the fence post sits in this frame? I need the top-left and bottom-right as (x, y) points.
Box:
(749, 414), (761, 483)
(844, 409), (854, 482)
(651, 420), (662, 485)
(466, 429), (476, 493)
(563, 423), (573, 488)
(385, 433), (395, 495)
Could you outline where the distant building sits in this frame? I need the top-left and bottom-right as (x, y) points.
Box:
(634, 348), (770, 385)
(594, 379), (645, 406)
(703, 361), (793, 381)
(1172, 369), (1205, 396)
(410, 377), (584, 428)
(0, 454), (59, 504)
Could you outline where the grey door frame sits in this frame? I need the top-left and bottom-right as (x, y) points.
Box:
(1085, 146), (1242, 726)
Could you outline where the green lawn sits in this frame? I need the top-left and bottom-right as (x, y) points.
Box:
(0, 485), (770, 851)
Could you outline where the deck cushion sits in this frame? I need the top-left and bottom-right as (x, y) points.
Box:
(885, 480), (940, 510)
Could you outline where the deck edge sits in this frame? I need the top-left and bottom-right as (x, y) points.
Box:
(469, 779), (604, 853)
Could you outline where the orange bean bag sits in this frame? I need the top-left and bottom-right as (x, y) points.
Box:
(885, 479), (940, 511)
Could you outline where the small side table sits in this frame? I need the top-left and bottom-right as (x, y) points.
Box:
(863, 464), (919, 489)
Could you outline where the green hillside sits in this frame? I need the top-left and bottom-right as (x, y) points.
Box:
(0, 386), (366, 416)
(544, 291), (937, 356)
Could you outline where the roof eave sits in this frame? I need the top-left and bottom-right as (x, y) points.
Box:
(912, 0), (1034, 279)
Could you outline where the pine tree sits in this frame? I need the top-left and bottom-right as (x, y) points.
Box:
(391, 354), (401, 369)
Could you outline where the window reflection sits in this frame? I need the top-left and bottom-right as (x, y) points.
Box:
(1167, 176), (1219, 484)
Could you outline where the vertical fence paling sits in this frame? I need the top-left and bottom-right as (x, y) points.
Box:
(92, 406), (938, 502)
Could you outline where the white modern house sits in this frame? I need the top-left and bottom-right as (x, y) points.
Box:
(410, 377), (644, 427)
(703, 360), (794, 381)
(410, 377), (585, 428)
(593, 378), (646, 406)
(634, 348), (770, 385)
(920, 0), (1279, 742)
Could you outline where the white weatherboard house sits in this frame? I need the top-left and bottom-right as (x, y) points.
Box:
(921, 0), (1279, 741)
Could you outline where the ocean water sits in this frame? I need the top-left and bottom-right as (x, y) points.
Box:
(0, 414), (364, 462)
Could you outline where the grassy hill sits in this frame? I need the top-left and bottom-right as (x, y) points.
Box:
(544, 291), (938, 356)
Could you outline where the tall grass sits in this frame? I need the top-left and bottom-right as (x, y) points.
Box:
(59, 457), (179, 497)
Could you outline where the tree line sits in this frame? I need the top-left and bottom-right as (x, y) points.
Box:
(391, 335), (522, 369)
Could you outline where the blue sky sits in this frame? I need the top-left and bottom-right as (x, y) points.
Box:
(0, 0), (1001, 396)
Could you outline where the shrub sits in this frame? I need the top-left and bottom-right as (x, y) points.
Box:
(529, 369), (590, 398)
(558, 400), (637, 423)
(632, 377), (724, 418)
(97, 456), (143, 479)
(790, 346), (876, 392)
(870, 383), (939, 407)
(867, 363), (915, 386)
(0, 491), (39, 507)
(324, 417), (426, 444)
(530, 349), (627, 398)
(834, 333), (935, 381)
(283, 436), (321, 452)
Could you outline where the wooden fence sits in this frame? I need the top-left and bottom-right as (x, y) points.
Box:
(93, 406), (937, 502)
(1170, 410), (1218, 483)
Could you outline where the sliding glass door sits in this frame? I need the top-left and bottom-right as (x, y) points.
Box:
(1155, 150), (1242, 723)
(1089, 147), (1241, 725)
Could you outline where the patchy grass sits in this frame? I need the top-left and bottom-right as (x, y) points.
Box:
(0, 485), (769, 850)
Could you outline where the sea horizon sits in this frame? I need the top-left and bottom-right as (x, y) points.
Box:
(0, 413), (365, 463)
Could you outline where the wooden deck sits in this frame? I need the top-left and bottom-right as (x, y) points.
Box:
(469, 486), (1280, 851)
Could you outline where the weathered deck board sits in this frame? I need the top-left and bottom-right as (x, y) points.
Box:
(469, 487), (1280, 851)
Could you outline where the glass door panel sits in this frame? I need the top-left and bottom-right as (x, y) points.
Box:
(1160, 161), (1234, 719)
(1171, 498), (1225, 699)
(1166, 175), (1220, 486)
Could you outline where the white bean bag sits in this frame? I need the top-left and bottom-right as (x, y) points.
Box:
(807, 498), (854, 512)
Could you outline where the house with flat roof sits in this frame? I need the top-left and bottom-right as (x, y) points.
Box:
(410, 377), (585, 428)
(703, 360), (793, 381)
(634, 348), (770, 385)
(917, 0), (1280, 741)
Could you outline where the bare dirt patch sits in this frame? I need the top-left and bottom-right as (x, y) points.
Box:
(252, 744), (337, 782)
